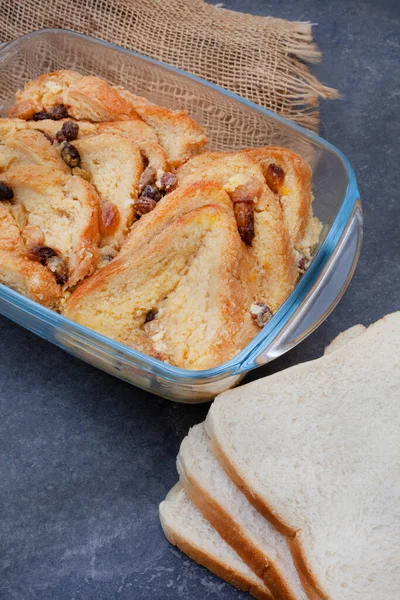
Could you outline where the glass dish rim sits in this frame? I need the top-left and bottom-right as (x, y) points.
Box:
(0, 28), (360, 381)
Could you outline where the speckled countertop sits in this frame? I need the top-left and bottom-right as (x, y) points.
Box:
(1, 1), (399, 598)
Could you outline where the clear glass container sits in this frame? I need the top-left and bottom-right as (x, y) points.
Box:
(0, 29), (362, 402)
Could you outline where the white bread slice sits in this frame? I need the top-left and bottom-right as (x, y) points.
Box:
(159, 483), (273, 600)
(177, 423), (307, 600)
(323, 324), (366, 355)
(206, 312), (400, 600)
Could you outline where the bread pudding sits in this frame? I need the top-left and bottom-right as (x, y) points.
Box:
(0, 70), (321, 369)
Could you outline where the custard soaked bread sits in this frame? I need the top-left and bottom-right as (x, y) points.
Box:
(0, 199), (62, 308)
(178, 150), (318, 310)
(0, 165), (100, 297)
(0, 69), (321, 369)
(9, 70), (207, 167)
(64, 198), (259, 370)
(0, 128), (70, 174)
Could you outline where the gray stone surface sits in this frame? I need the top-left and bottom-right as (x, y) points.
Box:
(0, 1), (399, 598)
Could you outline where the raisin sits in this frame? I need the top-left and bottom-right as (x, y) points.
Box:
(27, 246), (57, 262)
(250, 302), (273, 327)
(61, 120), (79, 141)
(234, 202), (254, 245)
(61, 142), (81, 168)
(47, 104), (69, 120)
(27, 246), (68, 285)
(100, 203), (120, 235)
(141, 185), (162, 202)
(134, 196), (157, 217)
(265, 164), (285, 194)
(32, 111), (51, 121)
(0, 181), (14, 201)
(144, 309), (157, 323)
(160, 171), (177, 191)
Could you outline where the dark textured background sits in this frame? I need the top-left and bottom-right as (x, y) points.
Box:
(1, 1), (399, 598)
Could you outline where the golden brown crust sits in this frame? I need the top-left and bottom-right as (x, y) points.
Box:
(64, 202), (258, 369)
(242, 147), (313, 251)
(0, 202), (63, 308)
(117, 87), (207, 167)
(1, 165), (101, 290)
(9, 70), (83, 119)
(182, 471), (300, 600)
(120, 180), (233, 254)
(8, 69), (207, 166)
(8, 70), (142, 123)
(209, 437), (331, 599)
(64, 76), (141, 121)
(178, 151), (299, 311)
(94, 119), (159, 144)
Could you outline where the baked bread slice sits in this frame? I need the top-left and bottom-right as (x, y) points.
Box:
(0, 117), (160, 150)
(1, 165), (100, 290)
(206, 312), (400, 600)
(64, 202), (258, 369)
(72, 132), (145, 253)
(116, 88), (207, 167)
(119, 180), (235, 255)
(0, 128), (69, 173)
(178, 423), (307, 600)
(8, 70), (83, 120)
(8, 70), (140, 122)
(242, 147), (321, 258)
(178, 151), (298, 311)
(159, 483), (273, 600)
(0, 201), (62, 308)
(8, 70), (207, 167)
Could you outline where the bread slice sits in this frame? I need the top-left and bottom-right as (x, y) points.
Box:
(177, 151), (298, 310)
(177, 423), (307, 600)
(323, 324), (366, 355)
(8, 70), (83, 120)
(8, 71), (207, 166)
(241, 147), (321, 257)
(0, 201), (62, 308)
(119, 180), (235, 255)
(0, 128), (69, 173)
(159, 483), (273, 600)
(1, 165), (100, 289)
(116, 87), (207, 167)
(64, 202), (258, 369)
(8, 70), (140, 122)
(206, 312), (400, 600)
(72, 132), (145, 253)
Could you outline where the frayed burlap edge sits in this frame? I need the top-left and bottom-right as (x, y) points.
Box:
(0, 0), (340, 132)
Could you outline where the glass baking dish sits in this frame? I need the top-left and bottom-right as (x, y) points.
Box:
(0, 29), (362, 402)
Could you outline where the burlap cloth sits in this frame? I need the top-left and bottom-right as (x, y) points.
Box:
(0, 0), (339, 132)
